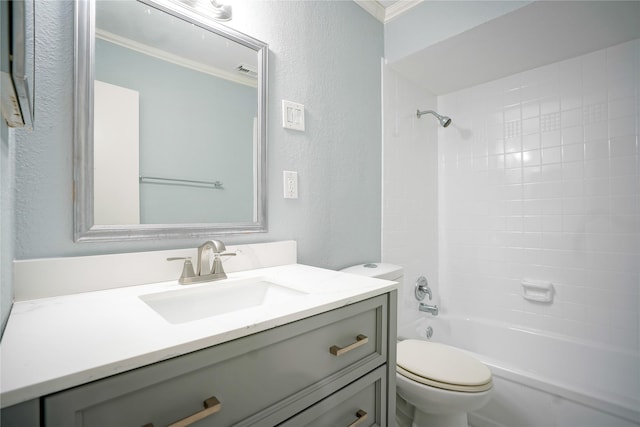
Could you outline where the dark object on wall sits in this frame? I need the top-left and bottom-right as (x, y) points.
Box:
(1, 0), (34, 129)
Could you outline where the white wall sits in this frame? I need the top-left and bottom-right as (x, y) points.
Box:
(93, 80), (140, 225)
(382, 64), (439, 331)
(438, 39), (640, 352)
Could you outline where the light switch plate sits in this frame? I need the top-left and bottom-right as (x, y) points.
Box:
(282, 100), (305, 131)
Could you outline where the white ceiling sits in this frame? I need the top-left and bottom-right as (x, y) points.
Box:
(386, 1), (640, 94)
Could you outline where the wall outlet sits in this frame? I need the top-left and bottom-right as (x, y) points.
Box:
(283, 171), (298, 199)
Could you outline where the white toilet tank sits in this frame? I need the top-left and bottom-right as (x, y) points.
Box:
(341, 263), (403, 284)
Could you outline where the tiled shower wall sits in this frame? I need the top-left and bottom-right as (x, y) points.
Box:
(438, 39), (640, 352)
(382, 64), (438, 329)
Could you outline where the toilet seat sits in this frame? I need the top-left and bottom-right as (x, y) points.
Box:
(397, 340), (492, 393)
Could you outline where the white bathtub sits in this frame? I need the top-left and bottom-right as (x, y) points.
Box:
(398, 316), (640, 427)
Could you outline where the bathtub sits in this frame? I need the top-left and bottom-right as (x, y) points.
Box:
(398, 316), (640, 427)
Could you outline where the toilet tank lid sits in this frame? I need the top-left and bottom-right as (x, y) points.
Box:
(340, 263), (403, 281)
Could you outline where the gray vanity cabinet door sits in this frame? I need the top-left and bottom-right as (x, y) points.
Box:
(44, 295), (388, 427)
(278, 366), (387, 427)
(0, 399), (40, 427)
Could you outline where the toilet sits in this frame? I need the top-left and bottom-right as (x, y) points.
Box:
(341, 263), (493, 427)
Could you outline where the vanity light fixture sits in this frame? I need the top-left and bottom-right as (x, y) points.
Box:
(210, 0), (232, 21)
(180, 0), (232, 21)
(181, 0), (232, 21)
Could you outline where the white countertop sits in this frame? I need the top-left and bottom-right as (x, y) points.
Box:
(0, 263), (397, 408)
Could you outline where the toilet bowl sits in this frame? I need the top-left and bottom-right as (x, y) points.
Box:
(396, 339), (492, 427)
(340, 263), (493, 427)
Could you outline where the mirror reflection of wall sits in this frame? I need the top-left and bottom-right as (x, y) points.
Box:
(94, 79), (140, 225)
(93, 0), (258, 225)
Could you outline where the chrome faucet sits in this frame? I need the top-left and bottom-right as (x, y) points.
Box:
(197, 240), (236, 281)
(168, 240), (235, 285)
(415, 275), (438, 315)
(197, 241), (217, 275)
(419, 303), (439, 316)
(414, 276), (432, 301)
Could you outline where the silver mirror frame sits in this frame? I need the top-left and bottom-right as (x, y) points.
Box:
(73, 0), (268, 242)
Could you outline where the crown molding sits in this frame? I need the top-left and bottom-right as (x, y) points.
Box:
(96, 29), (257, 88)
(383, 0), (422, 23)
(354, 0), (422, 23)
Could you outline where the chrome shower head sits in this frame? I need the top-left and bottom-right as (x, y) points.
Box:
(417, 109), (452, 128)
(440, 115), (452, 127)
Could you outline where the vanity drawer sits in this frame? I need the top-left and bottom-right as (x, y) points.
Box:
(44, 295), (389, 427)
(278, 365), (387, 427)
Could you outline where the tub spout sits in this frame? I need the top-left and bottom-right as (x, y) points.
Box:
(419, 303), (438, 316)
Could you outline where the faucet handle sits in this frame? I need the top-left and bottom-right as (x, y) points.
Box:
(414, 276), (432, 301)
(167, 257), (197, 284)
(210, 251), (236, 277)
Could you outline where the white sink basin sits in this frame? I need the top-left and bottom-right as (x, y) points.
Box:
(140, 278), (307, 324)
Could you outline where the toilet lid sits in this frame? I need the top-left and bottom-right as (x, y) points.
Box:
(397, 340), (492, 392)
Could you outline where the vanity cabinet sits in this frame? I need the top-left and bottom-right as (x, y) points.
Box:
(279, 366), (387, 427)
(24, 292), (395, 427)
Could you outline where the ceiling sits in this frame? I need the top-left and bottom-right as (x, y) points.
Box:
(389, 0), (640, 94)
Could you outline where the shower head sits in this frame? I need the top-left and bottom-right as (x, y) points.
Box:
(417, 109), (452, 128)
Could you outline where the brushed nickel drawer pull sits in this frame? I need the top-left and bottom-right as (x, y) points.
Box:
(167, 396), (221, 427)
(347, 409), (368, 427)
(330, 334), (368, 356)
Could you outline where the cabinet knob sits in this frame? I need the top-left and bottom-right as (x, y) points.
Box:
(329, 334), (368, 356)
(347, 409), (368, 427)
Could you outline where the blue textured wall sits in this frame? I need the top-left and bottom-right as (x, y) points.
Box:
(12, 1), (383, 272)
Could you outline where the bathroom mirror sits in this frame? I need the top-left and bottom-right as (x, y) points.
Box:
(74, 0), (268, 242)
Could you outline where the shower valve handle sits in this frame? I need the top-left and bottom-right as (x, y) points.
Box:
(414, 276), (432, 301)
